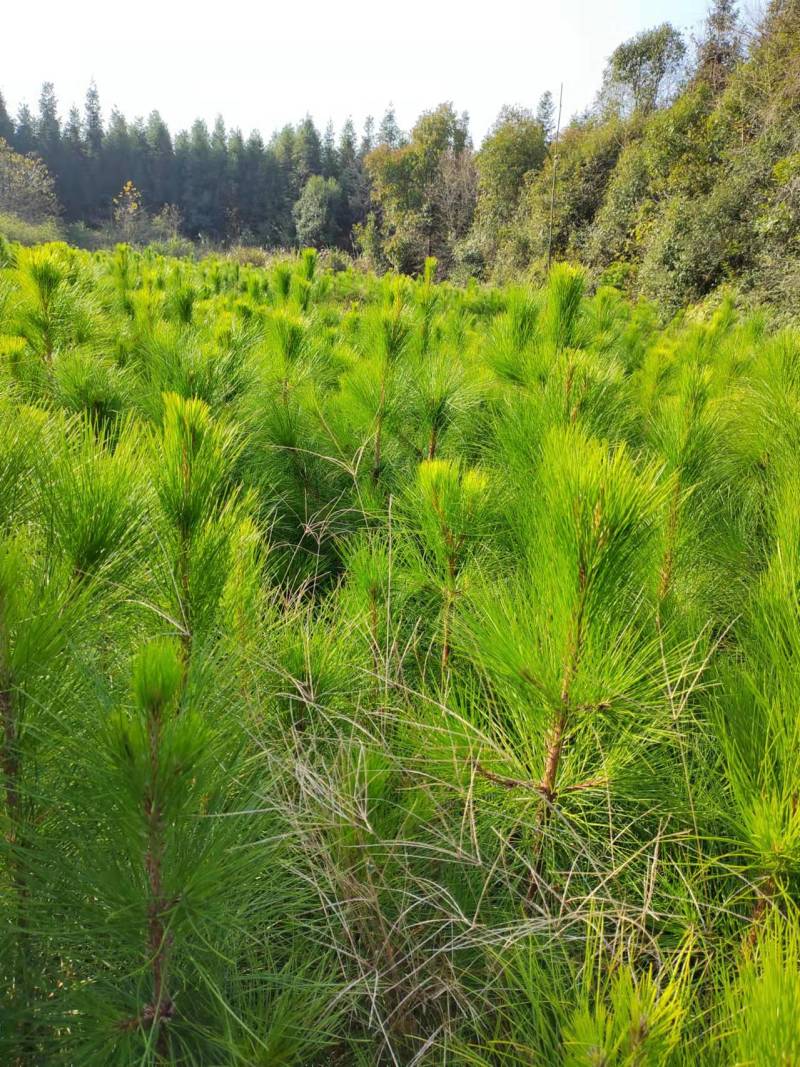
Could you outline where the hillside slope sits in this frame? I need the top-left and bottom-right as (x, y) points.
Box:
(506, 0), (800, 311)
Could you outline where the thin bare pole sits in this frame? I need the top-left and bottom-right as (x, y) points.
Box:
(546, 83), (564, 274)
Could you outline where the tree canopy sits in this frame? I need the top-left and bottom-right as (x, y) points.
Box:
(0, 137), (59, 222)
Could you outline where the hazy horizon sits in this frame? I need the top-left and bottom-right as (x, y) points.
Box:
(7, 0), (712, 143)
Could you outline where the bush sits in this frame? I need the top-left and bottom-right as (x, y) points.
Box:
(0, 211), (62, 246)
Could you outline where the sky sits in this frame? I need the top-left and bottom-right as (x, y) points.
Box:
(4, 0), (714, 145)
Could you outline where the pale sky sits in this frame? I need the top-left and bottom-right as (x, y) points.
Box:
(5, 0), (712, 144)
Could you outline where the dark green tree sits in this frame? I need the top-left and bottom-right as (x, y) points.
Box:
(536, 90), (556, 142)
(377, 104), (404, 148)
(360, 114), (375, 155)
(292, 116), (322, 192)
(35, 83), (61, 164)
(178, 119), (216, 237)
(144, 111), (175, 209)
(83, 81), (103, 158)
(338, 118), (357, 172)
(100, 108), (133, 210)
(269, 125), (303, 240)
(14, 104), (36, 156)
(233, 130), (267, 239)
(0, 91), (13, 144)
(321, 120), (338, 178)
(82, 82), (104, 220)
(337, 117), (370, 237)
(60, 106), (87, 220)
(210, 115), (231, 239)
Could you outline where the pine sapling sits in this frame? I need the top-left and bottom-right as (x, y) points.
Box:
(128, 641), (184, 1048)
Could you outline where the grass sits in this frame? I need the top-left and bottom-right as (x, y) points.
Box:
(0, 241), (799, 1064)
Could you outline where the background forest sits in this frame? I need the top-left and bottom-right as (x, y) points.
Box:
(2, 0), (800, 312)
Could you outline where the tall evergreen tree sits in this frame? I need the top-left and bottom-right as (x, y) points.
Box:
(338, 117), (369, 237)
(271, 124), (300, 238)
(226, 127), (246, 239)
(173, 127), (191, 229)
(321, 120), (338, 178)
(35, 83), (61, 165)
(0, 91), (13, 144)
(179, 119), (216, 236)
(292, 116), (322, 193)
(535, 90), (556, 142)
(233, 130), (263, 239)
(101, 108), (133, 212)
(262, 136), (294, 244)
(83, 82), (103, 158)
(144, 111), (175, 209)
(60, 106), (87, 220)
(377, 104), (403, 148)
(83, 82), (104, 221)
(209, 115), (231, 239)
(360, 115), (375, 156)
(14, 104), (36, 156)
(128, 116), (151, 197)
(339, 118), (357, 171)
(33, 83), (65, 214)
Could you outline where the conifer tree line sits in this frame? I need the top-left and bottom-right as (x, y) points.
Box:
(0, 80), (377, 245)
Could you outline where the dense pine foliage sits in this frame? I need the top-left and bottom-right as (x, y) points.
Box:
(1, 237), (800, 1064)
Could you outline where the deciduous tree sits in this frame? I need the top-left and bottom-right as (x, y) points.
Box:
(0, 137), (59, 222)
(600, 23), (687, 115)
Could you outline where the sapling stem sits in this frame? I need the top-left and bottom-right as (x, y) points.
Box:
(527, 564), (588, 908)
(745, 874), (777, 950)
(658, 476), (682, 616)
(427, 424), (438, 461)
(373, 376), (386, 484)
(142, 689), (174, 1052)
(544, 565), (588, 800)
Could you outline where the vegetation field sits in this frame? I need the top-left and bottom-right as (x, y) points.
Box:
(1, 238), (800, 1065)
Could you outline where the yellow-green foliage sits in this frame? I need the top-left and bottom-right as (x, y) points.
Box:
(1, 240), (800, 1065)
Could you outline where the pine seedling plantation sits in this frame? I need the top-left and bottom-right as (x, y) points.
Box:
(1, 238), (800, 1065)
